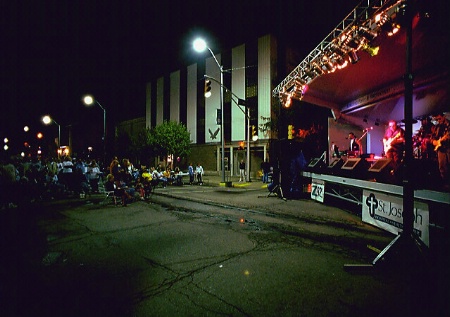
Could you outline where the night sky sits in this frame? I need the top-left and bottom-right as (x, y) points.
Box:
(1, 0), (359, 154)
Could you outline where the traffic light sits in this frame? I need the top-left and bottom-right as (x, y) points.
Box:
(288, 124), (295, 139)
(204, 79), (212, 98)
(238, 141), (245, 150)
(251, 125), (258, 141)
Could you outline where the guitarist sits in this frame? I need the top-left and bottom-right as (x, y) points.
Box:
(383, 120), (405, 180)
(431, 112), (450, 189)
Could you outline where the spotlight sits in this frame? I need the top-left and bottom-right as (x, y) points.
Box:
(321, 56), (336, 73)
(359, 28), (378, 42)
(312, 62), (325, 75)
(348, 50), (360, 64)
(335, 57), (348, 69)
(331, 45), (347, 57)
(382, 21), (401, 36)
(363, 44), (379, 56)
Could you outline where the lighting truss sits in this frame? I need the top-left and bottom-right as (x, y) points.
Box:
(273, 0), (406, 102)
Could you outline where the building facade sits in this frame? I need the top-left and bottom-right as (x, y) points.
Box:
(144, 34), (286, 177)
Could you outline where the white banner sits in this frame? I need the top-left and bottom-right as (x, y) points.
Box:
(311, 179), (325, 203)
(362, 190), (429, 246)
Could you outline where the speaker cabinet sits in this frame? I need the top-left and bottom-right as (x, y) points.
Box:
(341, 158), (362, 170)
(307, 157), (325, 172)
(368, 158), (392, 172)
(367, 158), (394, 183)
(340, 157), (369, 179)
(328, 158), (344, 168)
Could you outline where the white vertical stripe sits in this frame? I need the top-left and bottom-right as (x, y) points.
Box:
(187, 64), (197, 144)
(170, 70), (180, 122)
(145, 83), (151, 129)
(205, 54), (221, 143)
(258, 35), (273, 136)
(156, 77), (164, 125)
(232, 44), (246, 142)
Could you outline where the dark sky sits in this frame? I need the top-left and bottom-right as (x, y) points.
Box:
(1, 0), (359, 151)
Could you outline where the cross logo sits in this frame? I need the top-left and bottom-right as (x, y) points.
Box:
(365, 193), (378, 218)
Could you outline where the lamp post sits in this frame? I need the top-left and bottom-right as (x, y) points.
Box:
(193, 38), (226, 183)
(42, 115), (61, 156)
(83, 95), (106, 167)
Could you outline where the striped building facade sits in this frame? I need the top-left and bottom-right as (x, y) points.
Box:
(144, 34), (279, 177)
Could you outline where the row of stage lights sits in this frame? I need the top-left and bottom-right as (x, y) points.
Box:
(280, 0), (406, 107)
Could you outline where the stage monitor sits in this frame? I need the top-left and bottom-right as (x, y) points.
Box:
(368, 158), (392, 173)
(308, 158), (323, 168)
(341, 158), (362, 170)
(328, 158), (344, 169)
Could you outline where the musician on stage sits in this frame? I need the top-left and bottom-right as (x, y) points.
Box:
(383, 120), (405, 177)
(431, 112), (450, 189)
(348, 132), (363, 156)
(417, 116), (435, 159)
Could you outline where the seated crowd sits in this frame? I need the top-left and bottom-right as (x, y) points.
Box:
(1, 155), (201, 209)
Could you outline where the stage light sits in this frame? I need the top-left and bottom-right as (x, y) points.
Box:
(304, 68), (317, 80)
(335, 57), (348, 69)
(283, 93), (292, 108)
(381, 21), (401, 36)
(363, 44), (379, 56)
(312, 62), (325, 75)
(359, 28), (378, 42)
(331, 44), (347, 57)
(321, 56), (335, 73)
(387, 23), (401, 36)
(348, 50), (360, 64)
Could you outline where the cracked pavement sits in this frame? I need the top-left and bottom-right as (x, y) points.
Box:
(1, 186), (448, 316)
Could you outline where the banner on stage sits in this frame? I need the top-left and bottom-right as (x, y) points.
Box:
(311, 179), (325, 203)
(362, 190), (429, 246)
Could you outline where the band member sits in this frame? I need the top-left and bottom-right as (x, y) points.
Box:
(383, 120), (405, 177)
(431, 112), (450, 189)
(417, 116), (435, 159)
(348, 132), (363, 156)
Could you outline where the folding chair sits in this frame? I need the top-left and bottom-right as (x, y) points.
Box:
(101, 191), (122, 206)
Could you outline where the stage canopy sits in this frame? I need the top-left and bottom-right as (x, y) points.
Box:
(273, 0), (449, 129)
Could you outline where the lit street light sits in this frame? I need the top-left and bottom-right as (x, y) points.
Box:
(42, 115), (61, 156)
(193, 38), (226, 183)
(83, 95), (106, 167)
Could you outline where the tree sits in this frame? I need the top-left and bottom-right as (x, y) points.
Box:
(150, 120), (191, 161)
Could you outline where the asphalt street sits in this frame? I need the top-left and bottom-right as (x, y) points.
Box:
(1, 177), (448, 316)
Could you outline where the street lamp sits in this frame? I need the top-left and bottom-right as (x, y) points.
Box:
(42, 115), (60, 156)
(193, 38), (226, 183)
(83, 95), (106, 166)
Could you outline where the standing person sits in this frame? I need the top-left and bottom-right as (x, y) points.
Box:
(239, 160), (245, 182)
(431, 112), (450, 190)
(348, 132), (363, 157)
(383, 120), (405, 179)
(87, 160), (101, 193)
(261, 159), (271, 183)
(195, 163), (204, 185)
(417, 116), (435, 159)
(109, 157), (121, 180)
(188, 163), (194, 185)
